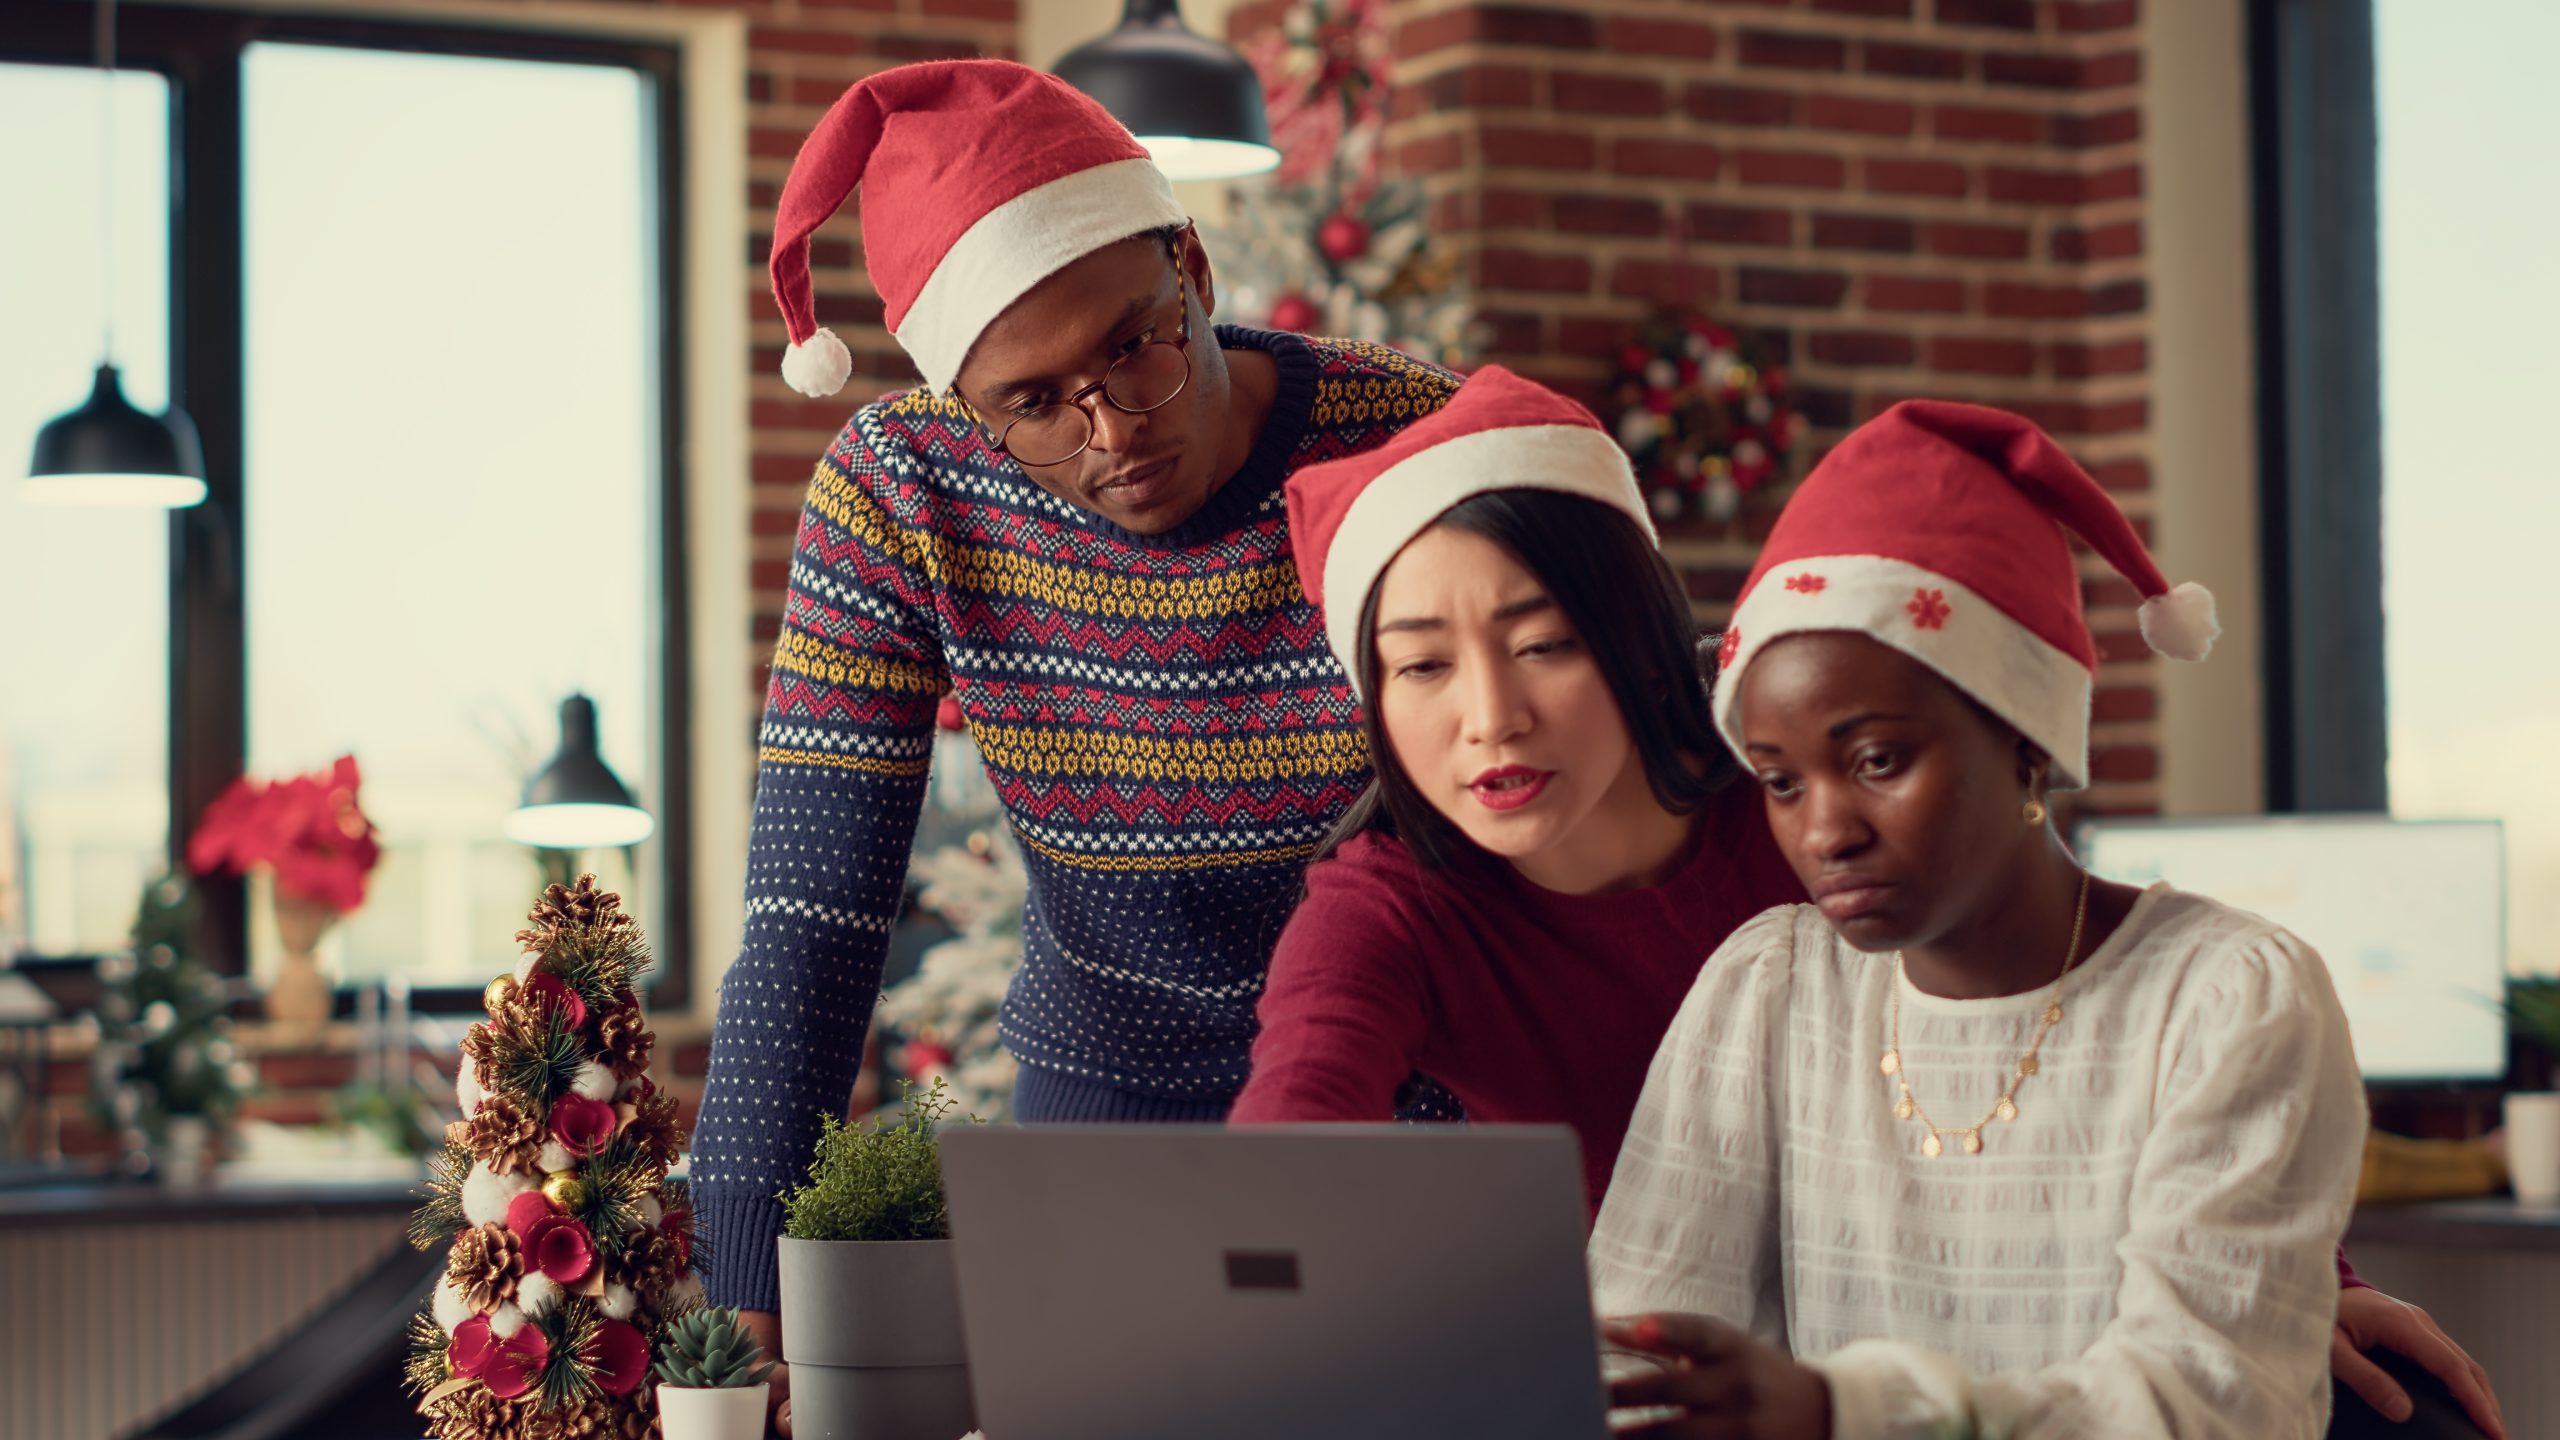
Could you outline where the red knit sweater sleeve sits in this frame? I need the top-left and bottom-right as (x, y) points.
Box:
(1231, 836), (1437, 1124)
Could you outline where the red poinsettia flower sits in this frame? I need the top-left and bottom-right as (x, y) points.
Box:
(521, 974), (588, 1032)
(549, 1094), (618, 1159)
(185, 755), (381, 911)
(480, 1323), (551, 1401)
(505, 1189), (557, 1242)
(448, 1315), (497, 1379)
(521, 1213), (597, 1286)
(583, 1319), (651, 1396)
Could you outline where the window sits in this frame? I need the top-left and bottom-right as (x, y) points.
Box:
(2375, 0), (2558, 974)
(0, 64), (172, 955)
(1, 13), (693, 1005)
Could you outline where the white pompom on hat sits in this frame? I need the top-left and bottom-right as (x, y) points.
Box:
(1710, 399), (2220, 790)
(768, 59), (1189, 397)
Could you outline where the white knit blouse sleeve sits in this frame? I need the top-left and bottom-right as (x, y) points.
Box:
(1586, 905), (1799, 1350)
(1813, 925), (2368, 1440)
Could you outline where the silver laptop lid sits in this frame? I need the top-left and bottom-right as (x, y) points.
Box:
(942, 1125), (1612, 1440)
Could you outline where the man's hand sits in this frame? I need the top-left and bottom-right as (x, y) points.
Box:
(738, 1309), (791, 1437)
(1601, 1313), (1831, 1440)
(2332, 1287), (2504, 1439)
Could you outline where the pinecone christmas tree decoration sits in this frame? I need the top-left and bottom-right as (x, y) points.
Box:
(406, 875), (699, 1440)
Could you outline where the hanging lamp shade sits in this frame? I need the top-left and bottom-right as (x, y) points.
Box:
(1054, 0), (1280, 182)
(502, 694), (654, 849)
(23, 363), (207, 508)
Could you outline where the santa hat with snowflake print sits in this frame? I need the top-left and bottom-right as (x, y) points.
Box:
(1710, 399), (2218, 791)
(768, 59), (1189, 398)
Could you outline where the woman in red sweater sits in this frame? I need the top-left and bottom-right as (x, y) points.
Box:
(1229, 366), (2502, 1436)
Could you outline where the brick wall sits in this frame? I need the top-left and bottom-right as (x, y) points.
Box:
(1232, 0), (2162, 815)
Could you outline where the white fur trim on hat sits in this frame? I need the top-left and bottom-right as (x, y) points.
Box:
(1712, 555), (2097, 790)
(894, 157), (1186, 394)
(2137, 580), (2220, 662)
(1320, 424), (1654, 694)
(781, 327), (854, 399)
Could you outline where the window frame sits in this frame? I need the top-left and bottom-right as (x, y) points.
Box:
(4, 5), (696, 1011)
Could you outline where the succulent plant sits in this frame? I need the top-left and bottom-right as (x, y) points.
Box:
(651, 1307), (773, 1390)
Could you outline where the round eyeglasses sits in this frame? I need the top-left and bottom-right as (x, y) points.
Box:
(992, 269), (1195, 469)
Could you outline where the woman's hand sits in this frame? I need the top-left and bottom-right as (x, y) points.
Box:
(2332, 1286), (2504, 1439)
(737, 1309), (792, 1437)
(1601, 1313), (1830, 1440)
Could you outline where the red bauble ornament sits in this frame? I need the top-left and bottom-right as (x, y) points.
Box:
(1316, 212), (1372, 264)
(1267, 292), (1322, 334)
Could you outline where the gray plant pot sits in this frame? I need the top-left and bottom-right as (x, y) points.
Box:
(777, 1236), (975, 1440)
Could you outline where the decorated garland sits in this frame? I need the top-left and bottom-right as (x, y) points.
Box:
(1603, 312), (1803, 528)
(405, 877), (698, 1440)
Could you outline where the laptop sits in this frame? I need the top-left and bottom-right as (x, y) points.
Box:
(941, 1125), (1615, 1440)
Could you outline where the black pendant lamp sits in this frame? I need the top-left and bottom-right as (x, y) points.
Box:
(1054, 0), (1281, 182)
(502, 695), (654, 849)
(24, 0), (207, 511)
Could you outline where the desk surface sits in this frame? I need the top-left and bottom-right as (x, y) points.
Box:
(2348, 1197), (2560, 1253)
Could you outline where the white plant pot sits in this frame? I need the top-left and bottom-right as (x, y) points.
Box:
(655, 1380), (769, 1440)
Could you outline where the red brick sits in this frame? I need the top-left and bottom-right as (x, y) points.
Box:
(1685, 82), (1796, 126)
(1927, 336), (2038, 376)
(790, 77), (852, 107)
(750, 125), (811, 159)
(1552, 70), (1667, 116)
(747, 71), (775, 104)
(1814, 0), (1914, 14)
(1602, 16), (1718, 59)
(1986, 164), (2084, 205)
(2086, 577), (2146, 610)
(2089, 278), (2147, 314)
(1422, 64), (1538, 111)
(1925, 221), (2032, 260)
(2092, 685), (2157, 723)
(1982, 51), (2079, 88)
(2051, 107), (2142, 147)
(1476, 247), (1595, 294)
(1554, 193), (1666, 236)
(1397, 4), (1598, 56)
(1739, 28), (1848, 70)
(2083, 50), (2142, 87)
(1803, 94), (1917, 137)
(1984, 281), (2090, 318)
(1739, 266), (1851, 309)
(1932, 103), (2047, 144)
(2084, 163), (2143, 201)
(1865, 158), (1970, 197)
(2055, 0), (2141, 32)
(1811, 329), (1917, 367)
(1934, 0), (2036, 27)
(1397, 133), (1466, 175)
(1476, 309), (1548, 354)
(753, 453), (820, 487)
(751, 506), (803, 538)
(755, 398), (864, 431)
(2049, 337), (2147, 376)
(1737, 148), (1848, 189)
(1612, 137), (1721, 180)
(2052, 220), (2144, 263)
(1556, 313), (1634, 363)
(1611, 258), (1724, 307)
(1684, 202), (1795, 247)
(920, 0), (1013, 18)
(797, 0), (897, 9)
(2089, 457), (2152, 491)
(1813, 212), (1917, 253)
(1862, 40), (1967, 81)
(1865, 275), (1968, 313)
(873, 35), (982, 62)
(2088, 746), (2158, 783)
(1482, 188), (1545, 227)
(1482, 127), (1597, 170)
(749, 26), (869, 56)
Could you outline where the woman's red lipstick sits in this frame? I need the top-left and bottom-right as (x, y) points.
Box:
(1469, 765), (1551, 812)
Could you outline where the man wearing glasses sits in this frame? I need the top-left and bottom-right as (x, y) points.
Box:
(689, 58), (1460, 1417)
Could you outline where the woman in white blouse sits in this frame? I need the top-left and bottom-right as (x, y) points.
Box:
(1588, 401), (2478, 1440)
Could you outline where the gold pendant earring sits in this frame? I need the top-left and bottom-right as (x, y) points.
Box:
(2022, 797), (2047, 825)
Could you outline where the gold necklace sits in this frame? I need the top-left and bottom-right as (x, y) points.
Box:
(1880, 868), (2090, 1158)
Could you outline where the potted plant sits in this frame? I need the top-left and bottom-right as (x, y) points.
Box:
(777, 1079), (976, 1440)
(653, 1306), (774, 1440)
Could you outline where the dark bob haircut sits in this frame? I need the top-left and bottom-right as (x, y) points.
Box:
(1316, 487), (1739, 875)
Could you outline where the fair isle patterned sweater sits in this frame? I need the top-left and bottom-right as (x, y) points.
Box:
(692, 327), (1458, 1311)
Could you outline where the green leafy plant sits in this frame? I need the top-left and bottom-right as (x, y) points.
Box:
(90, 876), (251, 1143)
(2504, 977), (2560, 1056)
(652, 1307), (774, 1389)
(779, 1078), (969, 1243)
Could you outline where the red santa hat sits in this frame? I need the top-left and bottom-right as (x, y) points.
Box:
(1711, 399), (2218, 791)
(1284, 365), (1654, 696)
(768, 59), (1189, 398)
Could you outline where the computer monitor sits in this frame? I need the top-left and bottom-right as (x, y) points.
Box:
(2077, 815), (2507, 1084)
